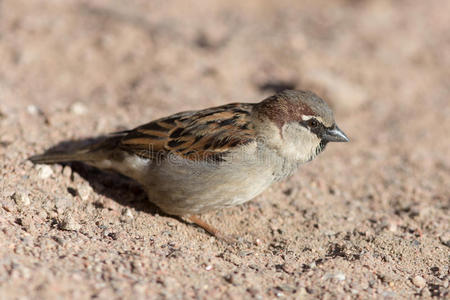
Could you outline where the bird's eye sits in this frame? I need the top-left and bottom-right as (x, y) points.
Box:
(308, 119), (319, 128)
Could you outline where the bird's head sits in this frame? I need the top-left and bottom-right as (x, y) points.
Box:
(255, 90), (349, 163)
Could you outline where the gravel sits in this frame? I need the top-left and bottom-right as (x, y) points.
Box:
(1, 0), (449, 299)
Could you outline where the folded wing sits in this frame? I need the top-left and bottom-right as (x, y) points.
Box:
(119, 103), (256, 162)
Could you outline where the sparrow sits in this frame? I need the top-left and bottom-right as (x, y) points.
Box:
(30, 90), (349, 242)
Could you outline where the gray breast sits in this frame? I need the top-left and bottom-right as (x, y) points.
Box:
(142, 148), (279, 215)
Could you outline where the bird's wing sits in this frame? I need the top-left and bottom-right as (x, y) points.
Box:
(118, 103), (256, 162)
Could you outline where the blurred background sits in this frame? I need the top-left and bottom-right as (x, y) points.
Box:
(0, 0), (449, 298)
(1, 0), (448, 116)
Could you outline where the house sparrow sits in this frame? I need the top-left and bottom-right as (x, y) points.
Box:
(30, 90), (348, 241)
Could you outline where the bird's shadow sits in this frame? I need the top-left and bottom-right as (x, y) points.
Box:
(70, 162), (160, 215)
(34, 138), (164, 217)
(33, 139), (237, 242)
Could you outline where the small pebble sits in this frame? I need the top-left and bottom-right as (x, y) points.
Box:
(205, 265), (213, 271)
(275, 291), (284, 297)
(439, 232), (450, 247)
(16, 216), (35, 233)
(122, 208), (133, 219)
(52, 235), (66, 246)
(335, 272), (346, 281)
(281, 263), (295, 274)
(37, 210), (48, 220)
(412, 275), (426, 288)
(2, 204), (12, 212)
(12, 191), (31, 207)
(388, 222), (397, 232)
(381, 291), (397, 298)
(36, 165), (53, 179)
(59, 214), (81, 231)
(277, 284), (296, 293)
(62, 165), (72, 178)
(77, 184), (92, 201)
(166, 221), (176, 228)
(70, 102), (87, 115)
(27, 105), (39, 115)
(107, 232), (120, 240)
(323, 272), (346, 281)
(55, 197), (73, 214)
(224, 274), (237, 285)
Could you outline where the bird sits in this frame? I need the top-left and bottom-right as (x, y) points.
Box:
(29, 90), (349, 242)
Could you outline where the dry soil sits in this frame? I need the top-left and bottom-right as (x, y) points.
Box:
(0, 0), (449, 299)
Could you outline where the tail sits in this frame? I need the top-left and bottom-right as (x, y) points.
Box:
(29, 134), (124, 164)
(28, 150), (93, 164)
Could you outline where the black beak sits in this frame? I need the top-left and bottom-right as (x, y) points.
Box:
(322, 125), (349, 143)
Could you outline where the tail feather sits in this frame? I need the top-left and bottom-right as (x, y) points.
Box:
(28, 151), (91, 164)
(29, 134), (124, 164)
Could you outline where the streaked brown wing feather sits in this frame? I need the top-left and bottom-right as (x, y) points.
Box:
(119, 103), (255, 161)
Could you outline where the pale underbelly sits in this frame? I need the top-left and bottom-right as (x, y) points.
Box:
(97, 149), (288, 215)
(143, 160), (275, 215)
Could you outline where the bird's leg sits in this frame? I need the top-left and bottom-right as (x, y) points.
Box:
(187, 215), (236, 244)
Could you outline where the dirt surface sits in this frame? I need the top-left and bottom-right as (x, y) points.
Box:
(1, 0), (449, 299)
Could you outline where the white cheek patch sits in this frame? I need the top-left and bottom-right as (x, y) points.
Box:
(280, 124), (321, 163)
(254, 118), (321, 164)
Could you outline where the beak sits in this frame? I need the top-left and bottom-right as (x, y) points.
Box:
(322, 125), (349, 143)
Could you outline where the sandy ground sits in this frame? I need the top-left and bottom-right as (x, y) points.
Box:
(1, 0), (449, 299)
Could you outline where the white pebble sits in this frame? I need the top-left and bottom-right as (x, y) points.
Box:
(70, 102), (87, 115)
(122, 208), (134, 219)
(412, 275), (426, 288)
(335, 272), (346, 281)
(12, 191), (31, 206)
(323, 272), (346, 281)
(36, 165), (53, 179)
(77, 184), (92, 201)
(62, 165), (72, 178)
(60, 214), (81, 231)
(26, 105), (39, 115)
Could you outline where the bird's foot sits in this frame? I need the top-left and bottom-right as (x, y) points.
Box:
(187, 215), (238, 245)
